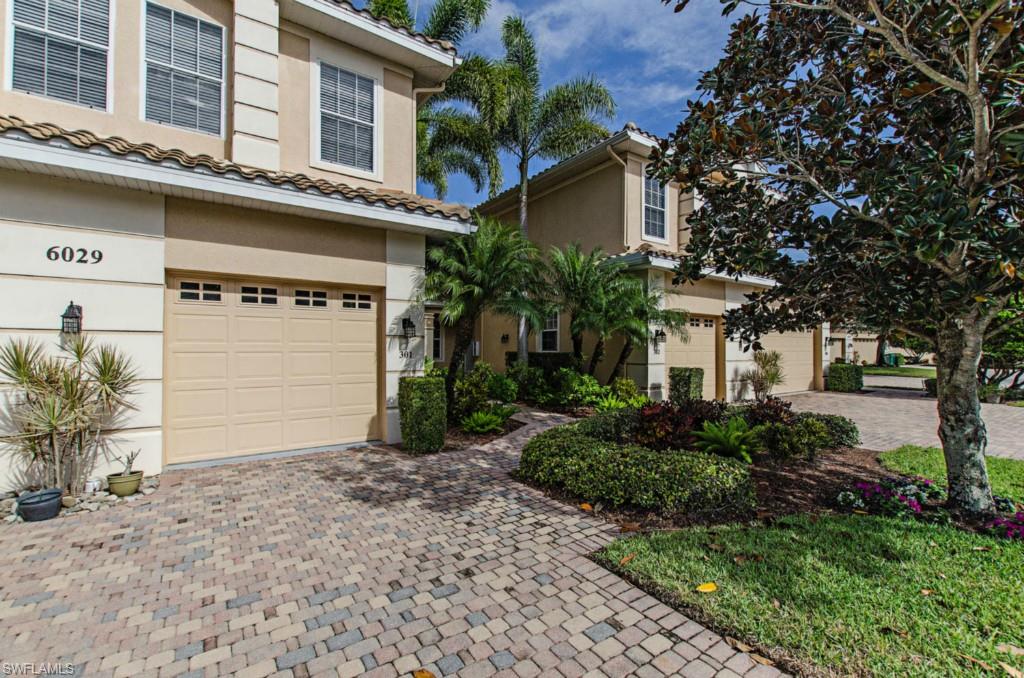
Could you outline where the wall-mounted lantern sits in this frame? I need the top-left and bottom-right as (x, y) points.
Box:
(402, 317), (416, 339)
(61, 301), (83, 335)
(652, 328), (667, 344)
(500, 333), (510, 344)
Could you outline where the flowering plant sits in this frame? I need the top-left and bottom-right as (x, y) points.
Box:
(837, 477), (945, 520)
(987, 512), (1024, 540)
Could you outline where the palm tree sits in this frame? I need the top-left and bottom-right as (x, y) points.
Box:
(604, 285), (690, 384)
(367, 0), (505, 200)
(545, 243), (630, 368)
(494, 16), (616, 361)
(424, 218), (544, 418)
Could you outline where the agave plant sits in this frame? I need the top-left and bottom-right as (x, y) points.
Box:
(0, 336), (139, 494)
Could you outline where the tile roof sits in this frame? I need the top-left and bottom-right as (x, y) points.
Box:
(0, 115), (472, 222)
(327, 0), (457, 55)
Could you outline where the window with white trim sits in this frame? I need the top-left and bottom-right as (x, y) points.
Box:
(179, 280), (222, 302)
(240, 285), (278, 305)
(432, 313), (444, 361)
(643, 173), (667, 241)
(10, 0), (110, 109)
(540, 313), (559, 352)
(318, 62), (375, 172)
(144, 2), (223, 135)
(341, 292), (373, 310)
(294, 289), (328, 308)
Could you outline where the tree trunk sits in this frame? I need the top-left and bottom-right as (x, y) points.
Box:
(572, 331), (584, 368)
(607, 338), (634, 384)
(875, 333), (887, 366)
(935, 318), (994, 515)
(516, 157), (530, 364)
(445, 317), (477, 422)
(587, 338), (605, 376)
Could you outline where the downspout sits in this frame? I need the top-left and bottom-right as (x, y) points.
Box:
(412, 83), (447, 191)
(605, 145), (629, 249)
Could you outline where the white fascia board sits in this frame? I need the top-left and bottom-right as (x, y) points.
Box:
(0, 136), (474, 236)
(620, 252), (776, 288)
(291, 0), (460, 68)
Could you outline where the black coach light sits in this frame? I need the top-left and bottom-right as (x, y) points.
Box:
(61, 301), (83, 335)
(653, 328), (667, 344)
(402, 316), (417, 339)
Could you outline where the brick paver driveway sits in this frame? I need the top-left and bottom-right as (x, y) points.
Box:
(0, 411), (781, 678)
(788, 388), (1024, 460)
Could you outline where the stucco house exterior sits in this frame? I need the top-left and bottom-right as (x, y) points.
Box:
(0, 0), (474, 490)
(468, 123), (830, 401)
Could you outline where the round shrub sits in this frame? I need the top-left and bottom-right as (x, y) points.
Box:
(520, 425), (755, 519)
(487, 372), (518, 403)
(609, 377), (642, 402)
(453, 363), (495, 421)
(575, 407), (641, 443)
(399, 377), (446, 453)
(796, 412), (861, 448)
(753, 418), (831, 461)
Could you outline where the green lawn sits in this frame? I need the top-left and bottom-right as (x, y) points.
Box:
(599, 515), (1024, 677)
(862, 365), (936, 378)
(880, 445), (1024, 503)
(1009, 401), (1024, 408)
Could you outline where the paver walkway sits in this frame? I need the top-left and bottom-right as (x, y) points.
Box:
(788, 389), (1024, 460)
(0, 411), (782, 678)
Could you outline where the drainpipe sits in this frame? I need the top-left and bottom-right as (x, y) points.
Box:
(605, 145), (629, 249)
(412, 83), (447, 192)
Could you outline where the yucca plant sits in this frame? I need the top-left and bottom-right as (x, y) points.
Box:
(692, 418), (756, 464)
(744, 350), (785, 402)
(0, 336), (139, 494)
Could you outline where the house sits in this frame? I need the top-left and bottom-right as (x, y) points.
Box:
(465, 123), (829, 401)
(0, 0), (473, 490)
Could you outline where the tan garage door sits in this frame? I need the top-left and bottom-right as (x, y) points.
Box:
(760, 330), (815, 394)
(164, 276), (379, 464)
(666, 315), (718, 400)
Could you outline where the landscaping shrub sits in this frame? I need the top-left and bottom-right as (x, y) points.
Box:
(505, 351), (580, 375)
(795, 412), (861, 448)
(399, 377), (446, 453)
(635, 402), (702, 450)
(487, 371), (518, 403)
(836, 476), (946, 520)
(827, 363), (863, 392)
(461, 410), (505, 434)
(923, 377), (937, 397)
(753, 417), (830, 461)
(575, 407), (641, 444)
(668, 367), (704, 404)
(453, 363), (495, 421)
(744, 350), (785, 402)
(729, 397), (796, 427)
(554, 367), (606, 407)
(692, 418), (755, 463)
(507, 363), (551, 404)
(677, 398), (727, 425)
(520, 426), (755, 517)
(593, 393), (628, 412)
(609, 377), (642, 402)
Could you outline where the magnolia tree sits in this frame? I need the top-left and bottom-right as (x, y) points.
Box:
(655, 0), (1023, 514)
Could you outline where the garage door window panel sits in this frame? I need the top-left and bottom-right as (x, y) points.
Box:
(341, 292), (373, 310)
(240, 286), (278, 305)
(178, 280), (223, 303)
(295, 289), (328, 309)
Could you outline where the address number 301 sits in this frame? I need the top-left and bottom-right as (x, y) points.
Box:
(46, 246), (104, 264)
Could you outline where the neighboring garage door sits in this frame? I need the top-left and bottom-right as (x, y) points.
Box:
(164, 276), (379, 464)
(760, 330), (815, 394)
(666, 315), (718, 400)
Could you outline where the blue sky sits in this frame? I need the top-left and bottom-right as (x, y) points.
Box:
(411, 0), (736, 207)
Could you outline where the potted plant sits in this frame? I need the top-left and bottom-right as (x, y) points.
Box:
(16, 488), (63, 522)
(107, 451), (142, 497)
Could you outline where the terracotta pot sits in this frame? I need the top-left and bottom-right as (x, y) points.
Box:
(107, 471), (143, 497)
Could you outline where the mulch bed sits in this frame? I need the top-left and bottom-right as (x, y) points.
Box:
(441, 418), (526, 451)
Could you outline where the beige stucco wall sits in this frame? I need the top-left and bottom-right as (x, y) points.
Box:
(0, 0), (233, 158)
(278, 22), (416, 193)
(623, 152), (681, 252)
(163, 198), (387, 286)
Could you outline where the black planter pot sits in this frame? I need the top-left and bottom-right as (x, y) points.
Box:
(17, 488), (63, 522)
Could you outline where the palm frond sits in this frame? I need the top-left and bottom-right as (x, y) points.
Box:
(367, 0), (414, 29)
(423, 0), (489, 43)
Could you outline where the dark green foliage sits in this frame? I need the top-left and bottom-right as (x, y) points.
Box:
(453, 363), (495, 422)
(575, 407), (642, 444)
(505, 351), (579, 375)
(399, 377), (446, 454)
(634, 400), (726, 451)
(487, 371), (518, 403)
(693, 418), (755, 463)
(729, 398), (796, 427)
(827, 364), (864, 393)
(753, 418), (830, 462)
(461, 410), (505, 434)
(519, 426), (755, 517)
(609, 377), (641, 401)
(795, 412), (860, 448)
(553, 368), (606, 407)
(669, 367), (704, 404)
(924, 378), (938, 397)
(507, 363), (551, 404)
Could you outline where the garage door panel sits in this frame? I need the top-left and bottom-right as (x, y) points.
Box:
(760, 331), (815, 394)
(166, 278), (380, 464)
(666, 316), (718, 400)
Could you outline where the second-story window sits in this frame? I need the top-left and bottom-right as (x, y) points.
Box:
(144, 3), (223, 135)
(10, 0), (110, 109)
(541, 313), (559, 352)
(319, 62), (375, 173)
(643, 173), (667, 241)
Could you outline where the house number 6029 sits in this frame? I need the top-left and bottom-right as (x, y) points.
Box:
(46, 246), (104, 264)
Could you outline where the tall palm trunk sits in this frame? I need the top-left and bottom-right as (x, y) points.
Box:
(571, 332), (584, 367)
(516, 157), (530, 364)
(587, 338), (605, 376)
(607, 338), (634, 384)
(445, 317), (477, 422)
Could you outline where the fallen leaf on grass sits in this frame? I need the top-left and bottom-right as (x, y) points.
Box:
(920, 589), (933, 596)
(972, 546), (992, 552)
(619, 553), (637, 566)
(880, 627), (910, 638)
(726, 637), (753, 653)
(750, 654), (775, 666)
(959, 654), (994, 671)
(708, 543), (724, 552)
(999, 661), (1024, 678)
(695, 582), (718, 593)
(579, 503), (593, 512)
(852, 509), (869, 515)
(937, 573), (947, 580)
(413, 671), (437, 678)
(998, 645), (1024, 657)
(771, 598), (781, 610)
(620, 522), (642, 533)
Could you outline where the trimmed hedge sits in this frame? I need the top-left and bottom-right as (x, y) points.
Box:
(796, 412), (861, 448)
(575, 407), (642, 444)
(753, 418), (830, 461)
(505, 351), (580, 375)
(669, 367), (704, 403)
(519, 425), (755, 518)
(399, 376), (446, 453)
(827, 363), (864, 392)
